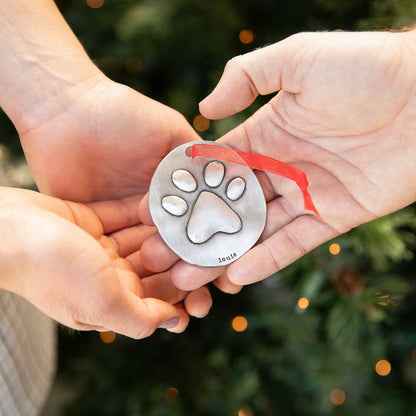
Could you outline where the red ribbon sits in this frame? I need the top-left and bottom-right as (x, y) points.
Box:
(191, 143), (320, 217)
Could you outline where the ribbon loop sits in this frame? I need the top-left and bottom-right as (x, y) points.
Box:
(191, 143), (320, 217)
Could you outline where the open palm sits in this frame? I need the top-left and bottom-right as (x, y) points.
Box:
(140, 30), (416, 289)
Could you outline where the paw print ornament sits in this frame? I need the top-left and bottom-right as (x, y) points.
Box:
(149, 141), (267, 267)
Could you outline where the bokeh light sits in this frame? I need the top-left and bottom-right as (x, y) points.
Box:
(329, 243), (341, 255)
(99, 331), (116, 343)
(412, 348), (416, 362)
(238, 406), (254, 416)
(297, 297), (309, 309)
(375, 360), (391, 376)
(232, 316), (248, 332)
(87, 0), (104, 8)
(239, 29), (254, 44)
(330, 389), (346, 405)
(165, 387), (179, 403)
(193, 115), (210, 132)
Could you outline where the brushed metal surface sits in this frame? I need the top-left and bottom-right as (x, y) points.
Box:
(172, 169), (197, 192)
(161, 195), (188, 217)
(187, 191), (242, 244)
(149, 140), (266, 267)
(226, 177), (246, 201)
(203, 161), (225, 188)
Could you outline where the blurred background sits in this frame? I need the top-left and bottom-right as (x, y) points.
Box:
(1, 0), (416, 415)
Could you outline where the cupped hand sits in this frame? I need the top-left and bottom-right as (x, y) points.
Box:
(17, 76), (213, 318)
(140, 30), (416, 289)
(0, 187), (212, 337)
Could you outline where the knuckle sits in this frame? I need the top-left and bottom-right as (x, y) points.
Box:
(128, 326), (155, 340)
(226, 55), (244, 72)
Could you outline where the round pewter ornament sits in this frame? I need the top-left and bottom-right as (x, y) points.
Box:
(149, 140), (266, 267)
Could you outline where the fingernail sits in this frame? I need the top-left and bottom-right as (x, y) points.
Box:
(159, 317), (179, 329)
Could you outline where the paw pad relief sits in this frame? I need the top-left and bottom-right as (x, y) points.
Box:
(149, 141), (266, 267)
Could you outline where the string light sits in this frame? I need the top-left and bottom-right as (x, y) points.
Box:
(297, 297), (309, 309)
(329, 243), (341, 255)
(375, 360), (391, 376)
(232, 316), (248, 332)
(193, 115), (210, 132)
(99, 331), (116, 343)
(165, 387), (179, 403)
(239, 29), (254, 44)
(330, 389), (346, 405)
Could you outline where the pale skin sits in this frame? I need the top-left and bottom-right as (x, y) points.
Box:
(139, 30), (416, 290)
(0, 0), (215, 336)
(0, 188), (195, 337)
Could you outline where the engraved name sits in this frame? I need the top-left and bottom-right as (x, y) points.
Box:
(218, 252), (237, 263)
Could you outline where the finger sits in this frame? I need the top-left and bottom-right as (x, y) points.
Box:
(87, 195), (143, 234)
(125, 250), (153, 278)
(109, 224), (157, 257)
(104, 291), (180, 339)
(260, 197), (297, 241)
(166, 303), (189, 334)
(140, 233), (180, 273)
(138, 193), (154, 226)
(212, 273), (242, 294)
(98, 235), (118, 251)
(199, 38), (299, 119)
(117, 269), (145, 297)
(69, 322), (109, 332)
(184, 286), (213, 318)
(104, 247), (119, 261)
(227, 215), (337, 285)
(170, 261), (225, 291)
(141, 271), (188, 305)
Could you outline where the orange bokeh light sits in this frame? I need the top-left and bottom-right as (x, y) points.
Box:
(330, 389), (346, 405)
(99, 331), (116, 343)
(87, 0), (104, 8)
(193, 115), (210, 132)
(238, 406), (254, 416)
(298, 297), (309, 309)
(232, 316), (248, 332)
(375, 360), (391, 376)
(329, 243), (341, 255)
(239, 29), (254, 44)
(165, 387), (179, 403)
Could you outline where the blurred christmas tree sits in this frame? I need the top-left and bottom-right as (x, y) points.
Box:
(1, 0), (416, 415)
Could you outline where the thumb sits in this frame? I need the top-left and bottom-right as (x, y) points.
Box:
(199, 35), (301, 120)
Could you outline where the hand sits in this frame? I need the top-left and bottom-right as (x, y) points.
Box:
(0, 187), (211, 337)
(0, 0), (213, 320)
(140, 30), (416, 289)
(19, 77), (213, 317)
(20, 77), (201, 202)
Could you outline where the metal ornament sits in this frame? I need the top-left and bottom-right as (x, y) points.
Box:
(149, 141), (267, 267)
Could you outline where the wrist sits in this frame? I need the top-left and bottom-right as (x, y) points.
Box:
(0, 0), (105, 134)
